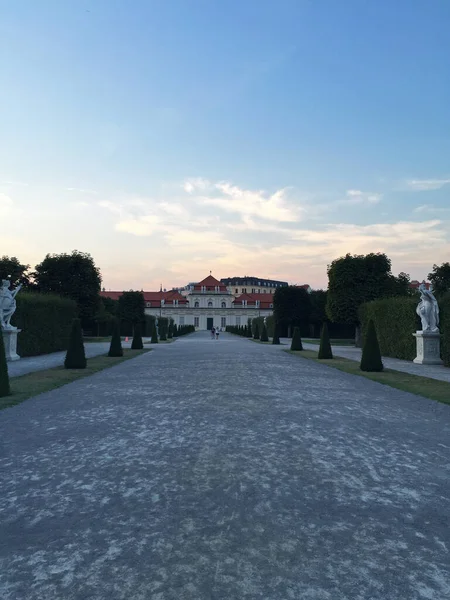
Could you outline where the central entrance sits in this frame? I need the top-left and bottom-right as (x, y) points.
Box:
(207, 317), (214, 330)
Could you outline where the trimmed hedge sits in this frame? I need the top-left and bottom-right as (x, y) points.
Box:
(12, 293), (77, 357)
(359, 297), (420, 361)
(440, 293), (450, 367)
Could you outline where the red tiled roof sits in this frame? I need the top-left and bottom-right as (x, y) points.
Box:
(233, 293), (274, 308)
(410, 280), (431, 290)
(193, 275), (228, 292)
(100, 290), (188, 307)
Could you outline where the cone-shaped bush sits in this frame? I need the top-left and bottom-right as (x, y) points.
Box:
(151, 323), (159, 343)
(108, 319), (123, 357)
(260, 322), (269, 342)
(360, 319), (383, 372)
(64, 318), (87, 369)
(131, 323), (144, 350)
(173, 323), (178, 337)
(0, 331), (11, 397)
(290, 326), (303, 351)
(253, 322), (260, 340)
(272, 322), (280, 345)
(318, 322), (333, 359)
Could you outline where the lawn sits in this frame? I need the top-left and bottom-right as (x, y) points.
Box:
(286, 349), (450, 405)
(1, 349), (149, 411)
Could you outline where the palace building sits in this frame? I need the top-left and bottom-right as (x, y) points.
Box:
(100, 274), (293, 331)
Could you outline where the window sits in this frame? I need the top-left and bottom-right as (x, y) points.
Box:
(208, 301), (213, 307)
(242, 300), (247, 306)
(236, 316), (241, 326)
(146, 302), (151, 308)
(179, 316), (185, 325)
(221, 317), (226, 328)
(221, 301), (226, 308)
(251, 288), (255, 293)
(256, 300), (260, 307)
(194, 301), (199, 308)
(201, 285), (206, 292)
(235, 288), (238, 293)
(242, 288), (247, 293)
(270, 304), (273, 308)
(174, 299), (178, 306)
(194, 316), (199, 327)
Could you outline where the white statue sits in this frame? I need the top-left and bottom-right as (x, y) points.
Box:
(0, 280), (22, 330)
(416, 283), (439, 333)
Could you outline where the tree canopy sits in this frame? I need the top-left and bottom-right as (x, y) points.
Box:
(273, 286), (312, 328)
(33, 250), (102, 326)
(428, 262), (450, 297)
(119, 291), (145, 324)
(0, 256), (32, 287)
(326, 253), (410, 326)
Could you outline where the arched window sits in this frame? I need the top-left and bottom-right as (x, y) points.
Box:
(208, 301), (213, 308)
(221, 302), (226, 308)
(194, 301), (199, 308)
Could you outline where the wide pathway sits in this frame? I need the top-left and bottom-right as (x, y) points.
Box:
(1, 332), (450, 599)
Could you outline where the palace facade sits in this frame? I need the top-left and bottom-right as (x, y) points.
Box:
(101, 274), (280, 331)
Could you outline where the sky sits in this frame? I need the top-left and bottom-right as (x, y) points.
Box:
(1, 0), (449, 291)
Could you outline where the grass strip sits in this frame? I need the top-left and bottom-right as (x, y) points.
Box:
(286, 349), (450, 405)
(2, 349), (150, 411)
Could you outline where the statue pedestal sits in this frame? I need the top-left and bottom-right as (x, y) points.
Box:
(1, 328), (21, 362)
(413, 331), (442, 365)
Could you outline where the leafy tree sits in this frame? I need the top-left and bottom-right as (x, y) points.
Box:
(108, 319), (123, 357)
(0, 256), (32, 288)
(326, 253), (409, 345)
(33, 250), (102, 327)
(260, 322), (269, 342)
(0, 331), (11, 397)
(102, 297), (119, 317)
(360, 319), (383, 372)
(131, 323), (144, 350)
(428, 262), (450, 297)
(119, 291), (145, 325)
(64, 318), (87, 369)
(272, 322), (280, 345)
(290, 326), (303, 351)
(274, 286), (312, 335)
(318, 322), (333, 359)
(151, 322), (159, 343)
(92, 299), (115, 337)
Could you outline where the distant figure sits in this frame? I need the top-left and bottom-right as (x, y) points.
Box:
(211, 327), (215, 339)
(216, 328), (220, 340)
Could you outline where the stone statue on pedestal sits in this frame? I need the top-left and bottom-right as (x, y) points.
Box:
(416, 283), (439, 333)
(0, 279), (22, 330)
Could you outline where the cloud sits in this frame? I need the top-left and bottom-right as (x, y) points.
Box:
(406, 178), (450, 191)
(115, 215), (161, 236)
(66, 187), (98, 195)
(413, 204), (450, 214)
(0, 192), (23, 219)
(344, 190), (381, 204)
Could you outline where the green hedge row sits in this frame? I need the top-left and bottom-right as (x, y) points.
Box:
(440, 293), (450, 367)
(12, 293), (77, 357)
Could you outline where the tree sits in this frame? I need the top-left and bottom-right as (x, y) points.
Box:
(272, 322), (280, 345)
(309, 290), (328, 337)
(168, 319), (174, 339)
(253, 321), (260, 340)
(151, 322), (159, 343)
(0, 256), (32, 288)
(33, 250), (102, 327)
(428, 262), (450, 297)
(318, 322), (333, 359)
(173, 323), (178, 337)
(108, 319), (123, 357)
(131, 323), (144, 350)
(274, 286), (312, 335)
(119, 291), (145, 325)
(0, 332), (11, 397)
(247, 319), (253, 338)
(64, 318), (87, 369)
(326, 253), (408, 346)
(260, 322), (269, 342)
(360, 319), (383, 372)
(290, 326), (303, 351)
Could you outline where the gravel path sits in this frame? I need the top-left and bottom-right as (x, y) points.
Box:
(1, 332), (450, 599)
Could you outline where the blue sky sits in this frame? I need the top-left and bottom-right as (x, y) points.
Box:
(1, 0), (449, 289)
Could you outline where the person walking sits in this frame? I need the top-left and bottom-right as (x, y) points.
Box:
(216, 327), (220, 340)
(211, 326), (215, 339)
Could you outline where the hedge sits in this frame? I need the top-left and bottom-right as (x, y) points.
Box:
(440, 293), (450, 367)
(12, 293), (77, 357)
(358, 297), (420, 361)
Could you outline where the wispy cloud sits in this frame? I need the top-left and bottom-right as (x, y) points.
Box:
(406, 178), (450, 191)
(66, 187), (98, 195)
(413, 204), (450, 214)
(344, 189), (381, 204)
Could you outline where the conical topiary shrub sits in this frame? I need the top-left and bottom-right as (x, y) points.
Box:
(151, 322), (159, 343)
(131, 323), (144, 350)
(173, 323), (178, 337)
(253, 322), (260, 340)
(260, 322), (269, 342)
(108, 319), (123, 357)
(318, 322), (333, 359)
(290, 326), (303, 351)
(168, 320), (173, 339)
(0, 331), (11, 398)
(64, 318), (87, 369)
(247, 319), (253, 338)
(272, 322), (280, 345)
(360, 319), (383, 372)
